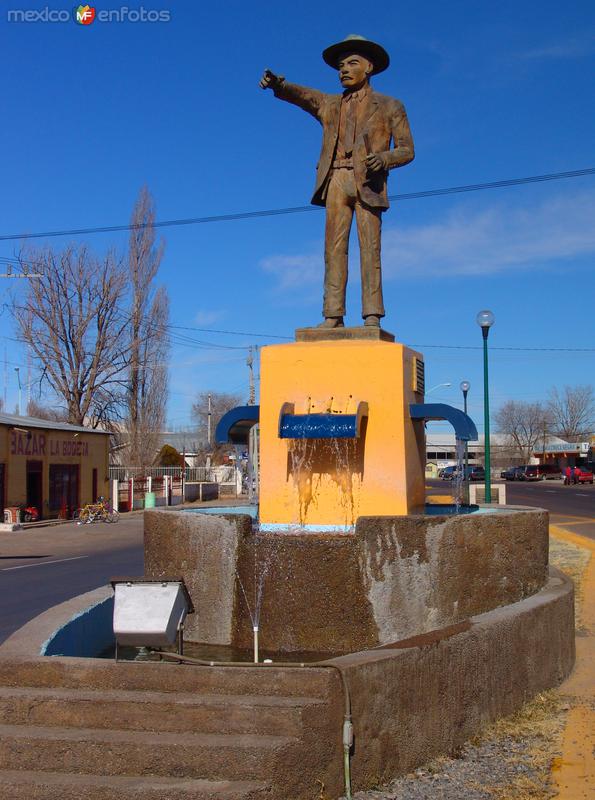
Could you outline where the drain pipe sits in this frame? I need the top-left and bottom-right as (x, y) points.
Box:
(154, 650), (353, 799)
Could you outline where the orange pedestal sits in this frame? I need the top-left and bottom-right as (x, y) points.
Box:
(258, 339), (425, 531)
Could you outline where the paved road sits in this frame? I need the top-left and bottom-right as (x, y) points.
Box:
(428, 478), (595, 539)
(507, 479), (595, 539)
(0, 514), (143, 644)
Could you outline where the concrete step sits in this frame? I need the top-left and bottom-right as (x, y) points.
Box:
(0, 770), (270, 800)
(0, 658), (334, 698)
(0, 686), (324, 735)
(0, 723), (295, 781)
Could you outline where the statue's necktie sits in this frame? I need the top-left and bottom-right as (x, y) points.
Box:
(343, 95), (357, 154)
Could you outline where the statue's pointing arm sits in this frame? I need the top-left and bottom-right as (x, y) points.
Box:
(384, 100), (415, 170)
(260, 69), (325, 122)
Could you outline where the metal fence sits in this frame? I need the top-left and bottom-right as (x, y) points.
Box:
(109, 466), (215, 483)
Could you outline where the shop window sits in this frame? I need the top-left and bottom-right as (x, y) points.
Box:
(49, 464), (79, 517)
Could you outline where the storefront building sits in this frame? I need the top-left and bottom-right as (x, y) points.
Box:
(0, 413), (110, 519)
(533, 440), (593, 469)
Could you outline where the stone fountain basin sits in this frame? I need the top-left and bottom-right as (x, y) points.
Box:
(144, 506), (549, 655)
(0, 563), (574, 799)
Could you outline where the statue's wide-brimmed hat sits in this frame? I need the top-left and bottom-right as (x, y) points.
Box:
(322, 34), (390, 75)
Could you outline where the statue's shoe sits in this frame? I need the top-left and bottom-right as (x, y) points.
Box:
(364, 315), (381, 327)
(317, 317), (345, 328)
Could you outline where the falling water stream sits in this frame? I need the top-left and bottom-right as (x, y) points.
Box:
(451, 438), (466, 511)
(233, 431), (361, 660)
(288, 436), (360, 529)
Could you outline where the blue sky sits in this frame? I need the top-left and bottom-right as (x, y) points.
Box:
(1, 0), (594, 433)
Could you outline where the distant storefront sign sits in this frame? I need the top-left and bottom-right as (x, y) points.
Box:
(534, 442), (589, 454)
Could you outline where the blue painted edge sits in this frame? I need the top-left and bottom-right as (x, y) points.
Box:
(41, 595), (114, 658)
(259, 522), (354, 533)
(215, 405), (260, 445)
(279, 414), (359, 439)
(410, 403), (479, 442)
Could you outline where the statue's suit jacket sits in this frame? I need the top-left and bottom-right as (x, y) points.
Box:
(273, 80), (415, 209)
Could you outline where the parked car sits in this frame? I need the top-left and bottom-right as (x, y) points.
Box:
(573, 466), (594, 484)
(519, 464), (563, 481)
(500, 466), (526, 481)
(466, 466), (486, 482)
(440, 466), (458, 481)
(441, 465), (485, 481)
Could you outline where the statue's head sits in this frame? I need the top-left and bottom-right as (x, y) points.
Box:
(323, 34), (389, 87)
(337, 53), (374, 91)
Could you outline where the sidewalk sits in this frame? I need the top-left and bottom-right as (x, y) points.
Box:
(549, 524), (594, 799)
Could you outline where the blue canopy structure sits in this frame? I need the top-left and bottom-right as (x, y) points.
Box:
(409, 403), (478, 442)
(215, 405), (260, 445)
(215, 401), (478, 444)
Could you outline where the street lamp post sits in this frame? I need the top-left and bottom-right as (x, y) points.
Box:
(476, 310), (495, 503)
(460, 381), (470, 503)
(14, 367), (22, 417)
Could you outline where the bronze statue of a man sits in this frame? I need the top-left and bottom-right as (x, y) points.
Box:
(261, 34), (414, 329)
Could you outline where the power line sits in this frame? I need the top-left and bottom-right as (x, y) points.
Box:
(0, 168), (593, 242)
(169, 324), (291, 341)
(407, 343), (595, 353)
(4, 301), (593, 354)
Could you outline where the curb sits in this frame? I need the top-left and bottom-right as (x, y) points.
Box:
(549, 524), (594, 799)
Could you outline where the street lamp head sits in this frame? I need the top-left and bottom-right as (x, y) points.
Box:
(476, 309), (495, 330)
(426, 382), (452, 395)
(460, 380), (470, 393)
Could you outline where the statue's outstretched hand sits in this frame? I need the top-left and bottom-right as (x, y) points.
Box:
(365, 153), (388, 172)
(260, 69), (284, 90)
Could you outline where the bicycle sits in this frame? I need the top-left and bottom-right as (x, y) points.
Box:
(73, 497), (120, 525)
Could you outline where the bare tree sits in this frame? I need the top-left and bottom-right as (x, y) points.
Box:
(125, 187), (170, 467)
(192, 391), (242, 462)
(495, 400), (550, 462)
(547, 385), (594, 442)
(12, 246), (130, 426)
(26, 398), (68, 422)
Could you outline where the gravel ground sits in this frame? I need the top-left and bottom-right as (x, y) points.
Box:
(343, 730), (560, 799)
(337, 692), (567, 800)
(335, 534), (587, 800)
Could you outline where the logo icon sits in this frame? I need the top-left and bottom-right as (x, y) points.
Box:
(75, 5), (96, 25)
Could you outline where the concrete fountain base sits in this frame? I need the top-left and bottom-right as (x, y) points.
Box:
(0, 566), (574, 799)
(144, 507), (550, 654)
(0, 505), (574, 798)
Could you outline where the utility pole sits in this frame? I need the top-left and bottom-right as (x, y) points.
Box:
(207, 393), (212, 447)
(206, 394), (213, 474)
(14, 367), (22, 416)
(247, 347), (255, 405)
(182, 433), (186, 502)
(26, 347), (31, 413)
(2, 263), (41, 413)
(3, 346), (7, 411)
